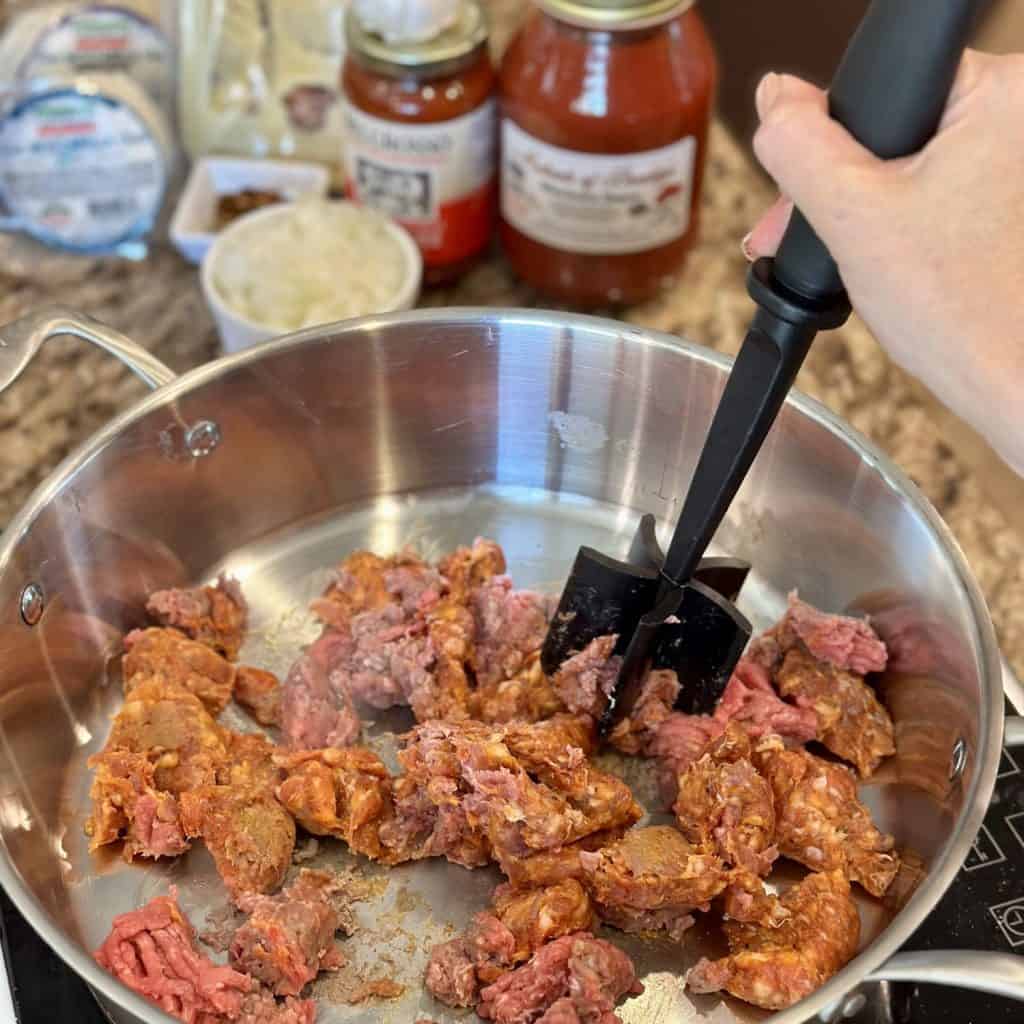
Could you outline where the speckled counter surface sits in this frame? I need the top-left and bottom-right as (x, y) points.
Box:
(0, 1), (1020, 675)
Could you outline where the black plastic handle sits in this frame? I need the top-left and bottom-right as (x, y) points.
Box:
(773, 0), (988, 303)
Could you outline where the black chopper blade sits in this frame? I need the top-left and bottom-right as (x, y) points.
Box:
(600, 580), (752, 732)
(540, 533), (751, 676)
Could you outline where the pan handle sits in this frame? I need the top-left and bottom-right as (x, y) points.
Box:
(1003, 655), (1024, 747)
(865, 951), (1024, 1001)
(0, 305), (177, 394)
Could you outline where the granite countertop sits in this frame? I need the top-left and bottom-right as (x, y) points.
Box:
(0, 1), (1020, 677)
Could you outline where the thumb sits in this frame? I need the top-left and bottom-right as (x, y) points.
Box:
(753, 73), (883, 253)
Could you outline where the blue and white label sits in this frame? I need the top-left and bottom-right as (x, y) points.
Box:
(0, 86), (167, 251)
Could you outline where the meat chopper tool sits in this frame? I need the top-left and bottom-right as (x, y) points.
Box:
(541, 0), (986, 729)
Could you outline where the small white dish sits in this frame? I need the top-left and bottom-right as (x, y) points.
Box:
(170, 157), (330, 264)
(201, 199), (422, 354)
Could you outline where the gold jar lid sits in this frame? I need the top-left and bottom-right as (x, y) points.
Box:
(538, 0), (696, 30)
(346, 0), (489, 71)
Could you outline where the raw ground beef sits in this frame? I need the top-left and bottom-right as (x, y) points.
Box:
(426, 912), (516, 1007)
(279, 650), (361, 750)
(551, 636), (620, 718)
(471, 577), (551, 686)
(749, 592), (887, 675)
(231, 870), (348, 996)
(476, 932), (641, 1024)
(95, 892), (251, 1023)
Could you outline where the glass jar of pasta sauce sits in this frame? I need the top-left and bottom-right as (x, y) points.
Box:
(342, 1), (498, 286)
(500, 0), (717, 306)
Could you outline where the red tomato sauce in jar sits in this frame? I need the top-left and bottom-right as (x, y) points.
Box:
(499, 0), (717, 306)
(342, 1), (498, 286)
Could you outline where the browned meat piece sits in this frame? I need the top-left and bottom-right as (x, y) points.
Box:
(477, 932), (642, 1024)
(438, 537), (507, 602)
(219, 730), (283, 792)
(754, 738), (900, 897)
(85, 750), (188, 860)
(650, 659), (818, 802)
(382, 723), (492, 868)
(505, 713), (597, 762)
(235, 666), (282, 727)
(416, 597), (475, 721)
(493, 880), (596, 964)
(721, 871), (793, 929)
(471, 656), (565, 724)
(776, 645), (895, 777)
(607, 668), (680, 755)
(384, 772), (491, 868)
(384, 720), (637, 873)
(470, 576), (551, 686)
(274, 747), (394, 862)
(94, 892), (251, 1022)
(453, 725), (640, 872)
(674, 723), (777, 876)
(749, 591), (888, 676)
(462, 758), (590, 868)
(231, 870), (349, 996)
(503, 831), (627, 889)
(147, 576), (247, 661)
(579, 826), (729, 940)
(687, 869), (860, 1010)
(551, 636), (621, 719)
(122, 628), (236, 715)
(310, 548), (421, 629)
(180, 786), (295, 900)
(280, 649), (361, 750)
(426, 912), (517, 1007)
(426, 879), (596, 1008)
(105, 677), (227, 795)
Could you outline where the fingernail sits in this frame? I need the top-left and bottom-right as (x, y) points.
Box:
(741, 232), (755, 262)
(756, 72), (781, 118)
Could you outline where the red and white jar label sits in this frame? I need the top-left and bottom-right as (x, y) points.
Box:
(342, 99), (496, 267)
(501, 119), (697, 255)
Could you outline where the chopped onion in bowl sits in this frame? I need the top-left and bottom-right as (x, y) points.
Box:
(211, 200), (412, 331)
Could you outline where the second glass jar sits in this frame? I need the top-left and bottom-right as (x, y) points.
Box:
(342, 1), (498, 286)
(499, 0), (718, 306)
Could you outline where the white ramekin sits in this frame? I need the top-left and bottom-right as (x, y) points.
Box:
(200, 200), (423, 354)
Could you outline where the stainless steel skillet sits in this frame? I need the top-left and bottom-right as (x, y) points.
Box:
(0, 306), (1021, 1023)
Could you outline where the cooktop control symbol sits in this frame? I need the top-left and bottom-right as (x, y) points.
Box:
(963, 823), (1007, 871)
(989, 897), (1024, 949)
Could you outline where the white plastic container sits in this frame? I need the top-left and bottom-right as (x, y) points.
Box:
(0, 73), (173, 254)
(169, 156), (330, 263)
(201, 199), (422, 353)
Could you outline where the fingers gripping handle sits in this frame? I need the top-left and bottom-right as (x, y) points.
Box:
(772, 0), (988, 305)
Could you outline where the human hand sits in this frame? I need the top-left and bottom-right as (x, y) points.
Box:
(745, 51), (1024, 476)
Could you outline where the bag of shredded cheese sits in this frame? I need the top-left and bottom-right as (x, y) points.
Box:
(178, 0), (350, 184)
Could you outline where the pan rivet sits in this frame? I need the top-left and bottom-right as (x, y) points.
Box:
(840, 993), (866, 1018)
(185, 420), (221, 458)
(949, 737), (968, 781)
(19, 583), (43, 626)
